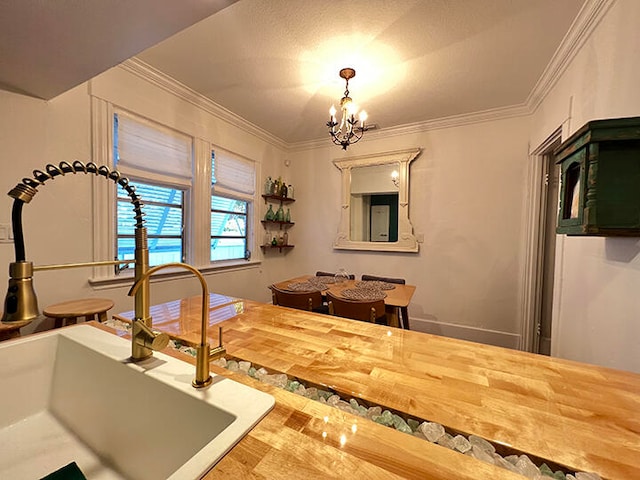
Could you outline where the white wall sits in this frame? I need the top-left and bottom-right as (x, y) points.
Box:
(0, 66), (288, 335)
(288, 116), (531, 348)
(530, 0), (640, 372)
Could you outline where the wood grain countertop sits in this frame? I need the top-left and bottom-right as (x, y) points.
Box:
(112, 296), (640, 479)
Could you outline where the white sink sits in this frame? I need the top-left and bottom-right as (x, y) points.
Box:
(0, 324), (274, 480)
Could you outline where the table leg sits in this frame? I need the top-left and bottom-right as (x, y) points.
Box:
(400, 307), (410, 330)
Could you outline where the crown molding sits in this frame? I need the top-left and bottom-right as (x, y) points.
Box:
(119, 58), (288, 151)
(526, 0), (614, 112)
(289, 103), (530, 152)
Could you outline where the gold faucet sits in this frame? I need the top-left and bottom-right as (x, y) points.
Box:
(128, 262), (225, 389)
(1, 161), (169, 364)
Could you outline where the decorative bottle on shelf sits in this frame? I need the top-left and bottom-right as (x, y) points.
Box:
(275, 205), (285, 221)
(264, 176), (273, 195)
(265, 204), (275, 221)
(285, 208), (291, 223)
(282, 183), (288, 198)
(271, 236), (278, 246)
(288, 184), (294, 199)
(283, 231), (289, 245)
(264, 231), (271, 246)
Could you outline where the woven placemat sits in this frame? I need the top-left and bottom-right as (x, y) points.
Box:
(340, 288), (387, 301)
(355, 280), (396, 291)
(286, 282), (323, 292)
(312, 276), (338, 284)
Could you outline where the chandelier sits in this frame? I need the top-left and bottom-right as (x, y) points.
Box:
(327, 68), (368, 150)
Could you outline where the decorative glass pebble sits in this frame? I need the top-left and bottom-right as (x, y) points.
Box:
(419, 421), (445, 443)
(469, 445), (495, 465)
(469, 434), (496, 453)
(451, 434), (471, 453)
(436, 433), (455, 449)
(515, 455), (541, 479)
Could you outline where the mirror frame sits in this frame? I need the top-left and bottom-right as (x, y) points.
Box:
(333, 147), (421, 252)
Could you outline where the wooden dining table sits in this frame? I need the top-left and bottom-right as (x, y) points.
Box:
(271, 274), (416, 328)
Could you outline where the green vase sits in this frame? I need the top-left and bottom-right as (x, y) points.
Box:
(265, 204), (275, 221)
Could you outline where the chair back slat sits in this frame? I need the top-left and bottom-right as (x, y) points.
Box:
(360, 274), (405, 284)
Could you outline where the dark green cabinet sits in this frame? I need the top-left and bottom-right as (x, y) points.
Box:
(555, 116), (640, 236)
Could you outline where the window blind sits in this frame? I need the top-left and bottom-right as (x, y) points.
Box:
(212, 149), (256, 199)
(114, 112), (193, 186)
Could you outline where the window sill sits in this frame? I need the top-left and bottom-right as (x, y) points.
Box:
(89, 259), (262, 290)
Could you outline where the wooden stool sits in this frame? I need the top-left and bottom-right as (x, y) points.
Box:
(0, 319), (31, 341)
(44, 298), (115, 329)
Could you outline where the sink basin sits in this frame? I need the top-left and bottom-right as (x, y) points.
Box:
(0, 324), (274, 479)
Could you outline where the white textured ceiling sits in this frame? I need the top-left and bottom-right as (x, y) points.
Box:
(1, 0), (586, 146)
(137, 0), (586, 145)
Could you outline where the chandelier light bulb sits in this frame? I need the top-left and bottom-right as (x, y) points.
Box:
(329, 105), (337, 117)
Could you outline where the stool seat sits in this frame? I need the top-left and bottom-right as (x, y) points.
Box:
(0, 319), (31, 342)
(44, 298), (115, 329)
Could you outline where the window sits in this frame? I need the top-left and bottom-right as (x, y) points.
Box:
(117, 183), (184, 265)
(210, 195), (247, 261)
(113, 112), (192, 267)
(211, 149), (255, 262)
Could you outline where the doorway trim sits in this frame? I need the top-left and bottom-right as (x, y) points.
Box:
(519, 127), (562, 352)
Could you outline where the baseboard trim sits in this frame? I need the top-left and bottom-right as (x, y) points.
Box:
(410, 317), (521, 350)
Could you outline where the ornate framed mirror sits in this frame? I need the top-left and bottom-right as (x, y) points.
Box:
(333, 148), (421, 252)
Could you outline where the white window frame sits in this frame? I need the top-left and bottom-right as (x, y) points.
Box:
(90, 97), (259, 286)
(113, 109), (192, 268)
(210, 146), (256, 263)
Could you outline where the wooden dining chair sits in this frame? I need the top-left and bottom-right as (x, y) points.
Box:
(271, 285), (325, 312)
(360, 274), (410, 330)
(326, 291), (386, 324)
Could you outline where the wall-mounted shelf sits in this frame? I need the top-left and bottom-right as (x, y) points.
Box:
(262, 194), (295, 204)
(260, 244), (294, 252)
(262, 182), (296, 253)
(261, 220), (294, 229)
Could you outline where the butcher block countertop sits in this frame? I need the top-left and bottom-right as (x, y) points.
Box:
(112, 295), (640, 479)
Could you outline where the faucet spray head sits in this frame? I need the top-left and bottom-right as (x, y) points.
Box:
(1, 261), (39, 324)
